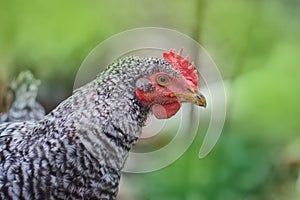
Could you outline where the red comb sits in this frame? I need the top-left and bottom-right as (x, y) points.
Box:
(163, 49), (198, 90)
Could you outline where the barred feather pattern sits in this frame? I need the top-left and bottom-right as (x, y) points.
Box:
(0, 56), (179, 199)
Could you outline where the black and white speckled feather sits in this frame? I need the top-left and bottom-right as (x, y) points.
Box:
(0, 56), (179, 199)
(0, 71), (45, 123)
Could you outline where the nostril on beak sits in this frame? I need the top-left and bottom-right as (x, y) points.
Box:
(188, 87), (197, 93)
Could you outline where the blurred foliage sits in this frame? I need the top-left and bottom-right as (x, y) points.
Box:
(0, 0), (300, 199)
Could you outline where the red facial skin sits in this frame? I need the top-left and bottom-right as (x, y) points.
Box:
(135, 72), (195, 119)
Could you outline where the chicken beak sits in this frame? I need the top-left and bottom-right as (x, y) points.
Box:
(194, 93), (207, 107)
(174, 88), (207, 108)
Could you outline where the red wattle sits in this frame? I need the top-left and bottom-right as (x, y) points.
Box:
(151, 102), (181, 119)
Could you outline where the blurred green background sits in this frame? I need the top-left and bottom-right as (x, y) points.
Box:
(0, 0), (300, 199)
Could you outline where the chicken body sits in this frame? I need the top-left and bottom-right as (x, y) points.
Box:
(0, 56), (179, 199)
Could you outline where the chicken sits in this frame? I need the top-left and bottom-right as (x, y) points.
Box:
(0, 49), (206, 199)
(0, 71), (45, 123)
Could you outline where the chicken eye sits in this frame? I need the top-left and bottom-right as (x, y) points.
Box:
(157, 75), (170, 86)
